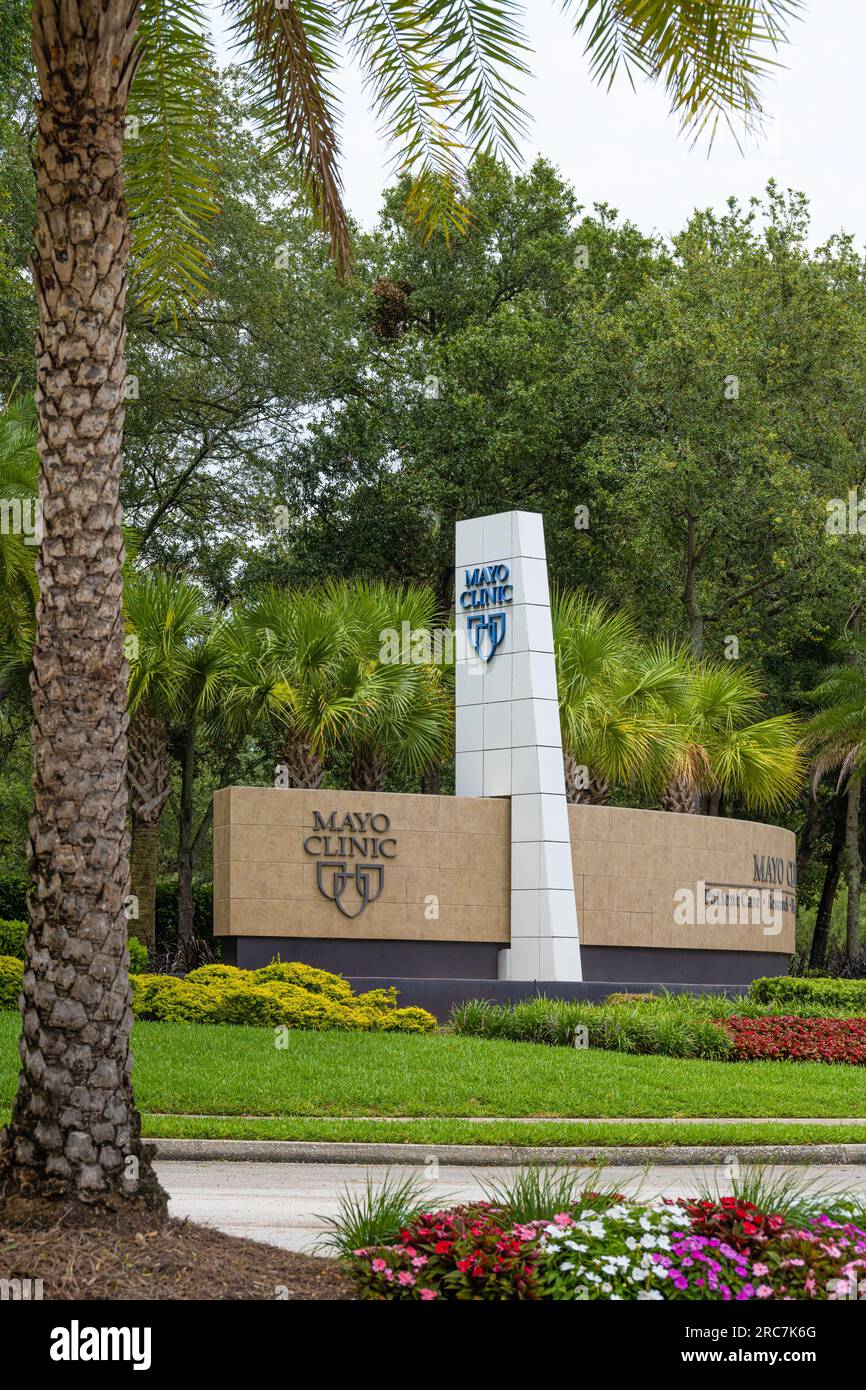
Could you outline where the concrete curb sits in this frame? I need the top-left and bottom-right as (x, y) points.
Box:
(149, 1138), (866, 1167)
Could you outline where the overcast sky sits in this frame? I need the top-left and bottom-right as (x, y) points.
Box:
(206, 1), (863, 247)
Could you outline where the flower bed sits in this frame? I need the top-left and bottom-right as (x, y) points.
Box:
(348, 1194), (866, 1301)
(719, 1015), (866, 1065)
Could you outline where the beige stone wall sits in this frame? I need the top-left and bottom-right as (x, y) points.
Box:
(214, 788), (795, 955)
(213, 787), (510, 942)
(569, 805), (795, 955)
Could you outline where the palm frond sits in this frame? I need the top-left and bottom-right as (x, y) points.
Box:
(345, 0), (469, 240)
(565, 0), (802, 144)
(126, 0), (220, 323)
(427, 0), (531, 159)
(226, 0), (351, 270)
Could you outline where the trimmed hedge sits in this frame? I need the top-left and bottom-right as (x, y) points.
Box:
(0, 955), (23, 1010)
(131, 961), (436, 1034)
(749, 976), (866, 1012)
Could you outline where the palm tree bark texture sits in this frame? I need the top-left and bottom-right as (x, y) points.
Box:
(0, 0), (165, 1216)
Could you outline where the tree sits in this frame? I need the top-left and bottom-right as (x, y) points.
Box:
(806, 632), (866, 962)
(124, 571), (211, 952)
(659, 659), (803, 815)
(1, 0), (799, 1217)
(553, 590), (685, 803)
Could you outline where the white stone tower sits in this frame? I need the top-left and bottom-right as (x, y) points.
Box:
(454, 510), (582, 981)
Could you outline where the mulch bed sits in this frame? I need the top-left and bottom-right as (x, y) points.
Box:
(0, 1216), (356, 1300)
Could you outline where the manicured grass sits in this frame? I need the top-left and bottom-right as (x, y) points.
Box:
(2, 1012), (865, 1125)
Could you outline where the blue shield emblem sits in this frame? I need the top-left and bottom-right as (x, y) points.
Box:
(467, 610), (507, 662)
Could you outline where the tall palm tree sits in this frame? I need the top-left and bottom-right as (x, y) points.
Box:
(659, 659), (803, 816)
(4, 0), (799, 1215)
(806, 635), (866, 963)
(124, 571), (211, 952)
(553, 590), (686, 804)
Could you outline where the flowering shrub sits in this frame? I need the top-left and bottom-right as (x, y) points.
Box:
(719, 1015), (866, 1065)
(351, 1204), (544, 1300)
(347, 1192), (866, 1301)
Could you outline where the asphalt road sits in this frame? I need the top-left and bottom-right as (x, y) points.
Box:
(155, 1160), (866, 1255)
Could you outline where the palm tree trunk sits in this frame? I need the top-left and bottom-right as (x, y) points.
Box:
(0, 0), (164, 1217)
(349, 745), (386, 791)
(660, 773), (700, 814)
(278, 728), (324, 787)
(128, 708), (171, 953)
(130, 816), (158, 954)
(809, 793), (846, 970)
(176, 728), (196, 956)
(563, 751), (609, 805)
(845, 773), (861, 962)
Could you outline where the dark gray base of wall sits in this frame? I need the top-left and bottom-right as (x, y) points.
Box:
(219, 936), (502, 978)
(219, 938), (790, 1018)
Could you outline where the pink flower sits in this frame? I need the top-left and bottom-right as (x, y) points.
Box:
(553, 1212), (573, 1226)
(419, 1288), (438, 1300)
(756, 1285), (774, 1299)
(752, 1263), (769, 1277)
(397, 1271), (416, 1287)
(411, 1255), (428, 1269)
(371, 1258), (388, 1273)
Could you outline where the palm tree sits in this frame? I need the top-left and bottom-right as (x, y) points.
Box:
(4, 0), (799, 1215)
(806, 635), (866, 963)
(124, 571), (211, 953)
(340, 580), (452, 792)
(659, 659), (803, 816)
(553, 590), (686, 804)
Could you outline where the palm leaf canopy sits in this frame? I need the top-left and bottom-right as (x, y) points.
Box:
(127, 0), (799, 317)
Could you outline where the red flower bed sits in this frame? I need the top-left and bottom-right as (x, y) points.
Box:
(718, 1015), (866, 1065)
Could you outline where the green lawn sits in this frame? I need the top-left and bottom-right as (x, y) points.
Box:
(2, 1012), (865, 1145)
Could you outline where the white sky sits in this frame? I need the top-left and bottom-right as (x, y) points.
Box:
(206, 1), (864, 246)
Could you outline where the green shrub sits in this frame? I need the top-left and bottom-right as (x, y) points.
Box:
(749, 975), (866, 1012)
(0, 955), (24, 1010)
(127, 937), (148, 974)
(0, 919), (26, 960)
(130, 960), (437, 1034)
(450, 994), (732, 1060)
(0, 875), (27, 922)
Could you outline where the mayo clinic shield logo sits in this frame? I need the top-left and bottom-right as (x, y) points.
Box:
(316, 861), (385, 918)
(466, 610), (507, 662)
(459, 562), (513, 664)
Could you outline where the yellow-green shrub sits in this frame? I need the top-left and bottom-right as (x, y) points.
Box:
(129, 960), (437, 1034)
(130, 974), (223, 1024)
(251, 960), (355, 1003)
(186, 964), (246, 988)
(0, 954), (23, 1010)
